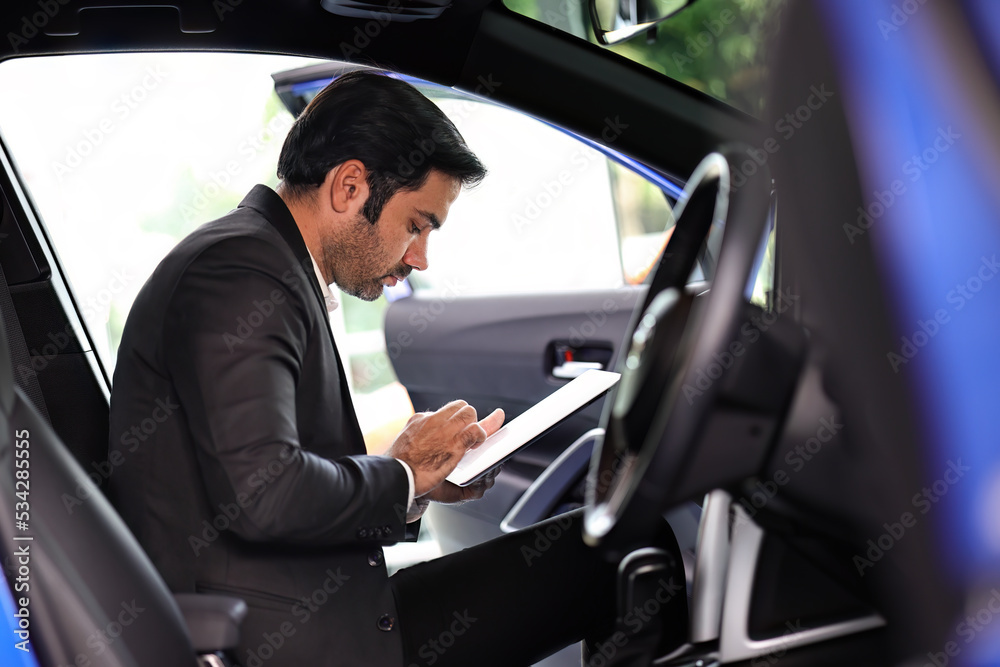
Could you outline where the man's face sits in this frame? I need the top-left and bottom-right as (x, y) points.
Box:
(320, 169), (461, 301)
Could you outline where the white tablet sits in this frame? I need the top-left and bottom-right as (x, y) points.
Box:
(446, 369), (621, 487)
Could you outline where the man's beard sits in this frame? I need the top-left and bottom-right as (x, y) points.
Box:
(320, 213), (409, 302)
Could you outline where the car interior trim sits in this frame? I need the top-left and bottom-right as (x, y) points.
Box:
(718, 505), (885, 663)
(689, 488), (731, 644)
(0, 141), (109, 400)
(500, 428), (603, 533)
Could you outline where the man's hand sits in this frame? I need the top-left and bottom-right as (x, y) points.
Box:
(387, 401), (504, 497)
(422, 467), (501, 505)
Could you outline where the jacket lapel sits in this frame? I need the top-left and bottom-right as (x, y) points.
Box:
(237, 185), (366, 449)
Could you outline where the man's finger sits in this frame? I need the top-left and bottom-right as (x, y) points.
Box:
(436, 400), (469, 419)
(478, 408), (505, 438)
(451, 403), (479, 427)
(461, 422), (488, 450)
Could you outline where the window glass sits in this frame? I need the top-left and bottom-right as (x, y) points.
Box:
(0, 53), (316, 371)
(0, 54), (696, 450)
(503, 0), (787, 116)
(412, 95), (626, 296)
(0, 53), (422, 449)
(608, 161), (676, 285)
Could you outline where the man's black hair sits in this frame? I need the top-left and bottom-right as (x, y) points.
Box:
(277, 69), (486, 223)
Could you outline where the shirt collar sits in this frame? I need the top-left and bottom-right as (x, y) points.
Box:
(307, 249), (340, 313)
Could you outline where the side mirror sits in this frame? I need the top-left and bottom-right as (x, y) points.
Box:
(589, 0), (694, 45)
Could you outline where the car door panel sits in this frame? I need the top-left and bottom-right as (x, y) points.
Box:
(386, 286), (641, 415)
(386, 286), (644, 528)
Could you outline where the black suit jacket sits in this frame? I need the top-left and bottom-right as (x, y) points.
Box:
(109, 185), (413, 666)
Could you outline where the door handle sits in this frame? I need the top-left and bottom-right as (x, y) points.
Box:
(550, 342), (613, 379)
(552, 360), (605, 379)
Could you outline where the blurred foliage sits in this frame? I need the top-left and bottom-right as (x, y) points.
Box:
(350, 349), (398, 394)
(120, 92), (293, 357)
(342, 292), (389, 334)
(138, 91), (289, 243)
(504, 0), (786, 116)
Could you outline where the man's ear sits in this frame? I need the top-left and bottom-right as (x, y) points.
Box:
(327, 159), (370, 215)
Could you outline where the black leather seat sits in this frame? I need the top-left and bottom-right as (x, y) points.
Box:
(0, 312), (246, 666)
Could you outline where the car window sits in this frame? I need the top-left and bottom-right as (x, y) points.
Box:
(504, 0), (787, 116)
(0, 54), (769, 452)
(0, 52), (318, 372)
(0, 53), (678, 450)
(409, 93), (679, 297)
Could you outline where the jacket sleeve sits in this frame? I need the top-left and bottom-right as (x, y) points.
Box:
(162, 236), (411, 546)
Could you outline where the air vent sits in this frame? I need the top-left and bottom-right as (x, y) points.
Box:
(320, 0), (451, 22)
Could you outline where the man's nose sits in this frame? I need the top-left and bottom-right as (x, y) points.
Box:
(403, 235), (429, 271)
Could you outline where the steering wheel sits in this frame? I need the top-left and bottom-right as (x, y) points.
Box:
(584, 150), (773, 548)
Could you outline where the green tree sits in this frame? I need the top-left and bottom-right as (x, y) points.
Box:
(504, 0), (786, 115)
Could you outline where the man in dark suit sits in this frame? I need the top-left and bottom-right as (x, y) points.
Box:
(109, 70), (685, 666)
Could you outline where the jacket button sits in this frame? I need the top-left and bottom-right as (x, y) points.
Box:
(383, 524), (392, 533)
(357, 527), (369, 539)
(377, 614), (395, 632)
(368, 550), (384, 567)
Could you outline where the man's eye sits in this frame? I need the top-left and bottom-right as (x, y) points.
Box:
(410, 223), (421, 234)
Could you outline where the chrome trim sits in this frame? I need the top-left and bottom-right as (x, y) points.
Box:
(197, 654), (227, 667)
(718, 505), (885, 663)
(689, 489), (732, 643)
(0, 142), (110, 402)
(500, 428), (603, 533)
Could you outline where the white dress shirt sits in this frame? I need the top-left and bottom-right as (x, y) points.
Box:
(307, 251), (426, 523)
